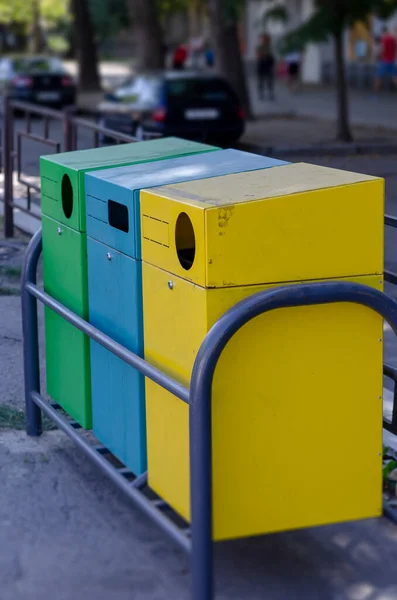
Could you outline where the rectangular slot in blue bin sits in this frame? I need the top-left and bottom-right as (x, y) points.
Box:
(86, 149), (289, 475)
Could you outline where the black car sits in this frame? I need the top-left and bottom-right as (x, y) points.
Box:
(0, 56), (76, 108)
(98, 71), (245, 145)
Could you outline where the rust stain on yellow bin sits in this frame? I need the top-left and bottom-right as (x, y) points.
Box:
(140, 163), (385, 542)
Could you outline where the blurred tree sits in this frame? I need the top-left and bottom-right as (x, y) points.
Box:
(88, 0), (129, 50)
(127, 0), (165, 69)
(29, 0), (45, 53)
(157, 0), (188, 18)
(188, 0), (204, 38)
(157, 0), (207, 49)
(0, 0), (69, 52)
(71, 0), (101, 91)
(0, 0), (68, 29)
(265, 0), (397, 142)
(207, 0), (252, 117)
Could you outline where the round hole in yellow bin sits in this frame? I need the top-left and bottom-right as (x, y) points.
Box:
(175, 212), (196, 270)
(61, 174), (73, 219)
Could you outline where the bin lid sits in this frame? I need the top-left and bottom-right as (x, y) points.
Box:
(85, 149), (289, 259)
(40, 137), (218, 232)
(140, 162), (384, 288)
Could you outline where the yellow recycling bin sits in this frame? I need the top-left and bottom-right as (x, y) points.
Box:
(140, 163), (384, 541)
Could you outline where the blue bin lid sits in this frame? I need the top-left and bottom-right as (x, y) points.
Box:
(85, 149), (289, 258)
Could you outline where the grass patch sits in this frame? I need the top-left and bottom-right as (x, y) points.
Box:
(0, 286), (20, 296)
(0, 405), (25, 429)
(0, 265), (22, 277)
(0, 404), (57, 431)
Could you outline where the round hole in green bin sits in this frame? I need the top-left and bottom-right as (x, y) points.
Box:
(175, 212), (195, 270)
(61, 174), (73, 219)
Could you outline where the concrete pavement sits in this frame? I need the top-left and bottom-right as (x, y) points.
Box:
(3, 422), (397, 600)
(242, 78), (397, 150)
(248, 75), (397, 130)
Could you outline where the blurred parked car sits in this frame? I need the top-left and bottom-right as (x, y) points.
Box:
(0, 56), (76, 108)
(98, 71), (245, 145)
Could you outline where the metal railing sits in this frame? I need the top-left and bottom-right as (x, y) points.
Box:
(1, 96), (157, 238)
(384, 214), (397, 436)
(21, 228), (397, 600)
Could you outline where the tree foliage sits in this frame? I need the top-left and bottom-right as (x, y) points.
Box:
(268, 0), (397, 50)
(155, 0), (209, 19)
(0, 0), (68, 26)
(88, 0), (129, 45)
(156, 0), (188, 18)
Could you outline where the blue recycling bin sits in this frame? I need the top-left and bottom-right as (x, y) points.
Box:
(85, 149), (289, 474)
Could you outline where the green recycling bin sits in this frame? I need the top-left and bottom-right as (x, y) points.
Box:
(41, 138), (219, 428)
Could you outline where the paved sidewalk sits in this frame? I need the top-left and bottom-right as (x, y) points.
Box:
(244, 77), (397, 149)
(3, 424), (397, 600)
(242, 114), (397, 150)
(248, 76), (397, 129)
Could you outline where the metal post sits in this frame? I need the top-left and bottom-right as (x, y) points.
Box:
(190, 365), (215, 599)
(392, 384), (397, 434)
(63, 107), (75, 152)
(21, 229), (43, 436)
(3, 95), (14, 237)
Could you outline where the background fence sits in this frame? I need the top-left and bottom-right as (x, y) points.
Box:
(0, 96), (155, 238)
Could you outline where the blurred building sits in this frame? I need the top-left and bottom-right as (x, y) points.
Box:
(245, 0), (328, 83)
(245, 0), (397, 88)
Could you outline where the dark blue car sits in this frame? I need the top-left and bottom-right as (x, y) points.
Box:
(0, 56), (76, 108)
(98, 70), (245, 145)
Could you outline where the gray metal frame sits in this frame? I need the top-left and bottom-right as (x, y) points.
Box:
(383, 214), (397, 436)
(22, 228), (397, 600)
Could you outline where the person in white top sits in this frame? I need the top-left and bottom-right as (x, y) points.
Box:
(189, 35), (204, 68)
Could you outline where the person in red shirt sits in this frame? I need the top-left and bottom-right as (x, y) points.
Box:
(375, 27), (397, 90)
(173, 44), (187, 70)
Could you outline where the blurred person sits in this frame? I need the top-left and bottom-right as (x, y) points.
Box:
(190, 35), (204, 68)
(285, 49), (301, 91)
(355, 38), (368, 61)
(375, 26), (397, 90)
(173, 43), (187, 70)
(205, 44), (215, 69)
(256, 33), (275, 101)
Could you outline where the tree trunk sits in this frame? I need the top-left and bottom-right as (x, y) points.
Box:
(65, 6), (76, 60)
(28, 0), (45, 54)
(207, 0), (252, 119)
(127, 0), (164, 70)
(189, 0), (202, 38)
(71, 0), (101, 92)
(333, 30), (353, 142)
